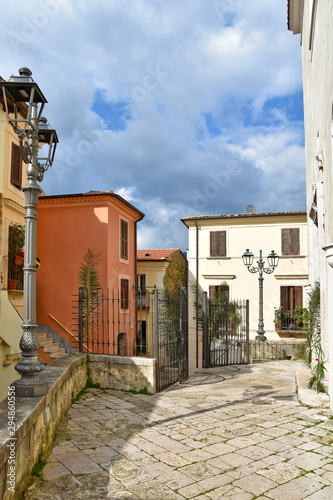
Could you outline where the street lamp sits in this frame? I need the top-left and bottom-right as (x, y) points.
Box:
(242, 249), (279, 341)
(1, 68), (58, 397)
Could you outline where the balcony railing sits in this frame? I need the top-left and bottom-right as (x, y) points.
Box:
(8, 257), (24, 290)
(274, 308), (308, 332)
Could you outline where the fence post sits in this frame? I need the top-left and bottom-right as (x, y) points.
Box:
(79, 287), (84, 353)
(154, 287), (159, 391)
(246, 299), (250, 364)
(202, 292), (208, 368)
(179, 287), (183, 383)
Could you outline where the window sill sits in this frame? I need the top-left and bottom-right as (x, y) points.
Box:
(207, 257), (231, 260)
(279, 255), (305, 259)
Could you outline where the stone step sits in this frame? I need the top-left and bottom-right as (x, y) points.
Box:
(43, 343), (61, 353)
(37, 333), (48, 341)
(50, 349), (67, 358)
(39, 338), (54, 346)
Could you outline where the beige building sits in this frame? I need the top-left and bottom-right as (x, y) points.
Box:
(288, 0), (333, 408)
(182, 211), (308, 371)
(136, 249), (187, 352)
(0, 91), (27, 400)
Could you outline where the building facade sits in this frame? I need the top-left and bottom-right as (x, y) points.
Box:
(288, 0), (333, 408)
(182, 211), (308, 371)
(36, 191), (144, 351)
(0, 92), (27, 400)
(136, 248), (187, 352)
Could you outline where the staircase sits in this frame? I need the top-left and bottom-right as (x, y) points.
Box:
(37, 332), (68, 364)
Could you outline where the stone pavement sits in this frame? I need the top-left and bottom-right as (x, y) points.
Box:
(25, 360), (333, 499)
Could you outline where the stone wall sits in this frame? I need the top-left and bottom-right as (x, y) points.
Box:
(89, 354), (156, 394)
(0, 353), (157, 498)
(0, 354), (87, 500)
(250, 339), (306, 361)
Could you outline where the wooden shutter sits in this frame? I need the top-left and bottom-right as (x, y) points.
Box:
(290, 228), (300, 255)
(281, 228), (300, 255)
(295, 286), (303, 307)
(210, 232), (218, 256)
(210, 231), (226, 257)
(121, 279), (129, 309)
(121, 220), (128, 259)
(281, 229), (290, 255)
(11, 143), (22, 188)
(218, 231), (226, 257)
(280, 286), (288, 310)
(209, 286), (217, 300)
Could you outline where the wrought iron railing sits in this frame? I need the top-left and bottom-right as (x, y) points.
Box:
(274, 309), (308, 332)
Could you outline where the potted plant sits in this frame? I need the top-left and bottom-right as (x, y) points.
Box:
(8, 223), (25, 289)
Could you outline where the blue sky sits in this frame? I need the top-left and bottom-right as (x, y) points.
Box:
(0, 0), (304, 251)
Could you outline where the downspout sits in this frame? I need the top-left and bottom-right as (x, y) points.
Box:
(195, 219), (199, 368)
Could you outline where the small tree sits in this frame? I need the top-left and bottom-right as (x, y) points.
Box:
(78, 248), (101, 343)
(306, 281), (326, 392)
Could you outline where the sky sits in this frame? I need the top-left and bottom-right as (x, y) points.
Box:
(0, 0), (305, 251)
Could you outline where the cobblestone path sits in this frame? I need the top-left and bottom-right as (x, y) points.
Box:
(25, 360), (333, 499)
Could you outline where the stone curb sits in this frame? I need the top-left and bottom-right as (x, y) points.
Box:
(296, 369), (330, 408)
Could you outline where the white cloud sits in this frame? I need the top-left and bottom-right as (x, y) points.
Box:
(0, 0), (305, 250)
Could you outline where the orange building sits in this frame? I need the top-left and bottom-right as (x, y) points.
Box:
(36, 190), (144, 351)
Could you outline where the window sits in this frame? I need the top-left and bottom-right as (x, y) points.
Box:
(210, 231), (226, 257)
(281, 228), (300, 255)
(280, 286), (303, 311)
(120, 219), (128, 259)
(209, 284), (229, 302)
(120, 278), (129, 309)
(11, 143), (22, 188)
(137, 274), (146, 289)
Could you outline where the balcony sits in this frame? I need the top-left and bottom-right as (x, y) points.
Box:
(274, 307), (308, 338)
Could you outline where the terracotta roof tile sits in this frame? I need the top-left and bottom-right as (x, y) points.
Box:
(137, 249), (179, 261)
(181, 210), (306, 224)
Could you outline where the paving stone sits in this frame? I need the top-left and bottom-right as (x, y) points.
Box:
(207, 484), (253, 500)
(266, 475), (323, 500)
(178, 473), (231, 498)
(179, 462), (222, 481)
(258, 461), (302, 483)
(55, 451), (103, 474)
(25, 360), (333, 500)
(42, 461), (71, 480)
(233, 472), (278, 495)
(288, 451), (331, 471)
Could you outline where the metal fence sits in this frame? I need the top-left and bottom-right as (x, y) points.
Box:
(73, 286), (188, 392)
(202, 293), (249, 367)
(155, 287), (188, 392)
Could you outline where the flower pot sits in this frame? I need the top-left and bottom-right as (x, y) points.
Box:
(8, 279), (18, 290)
(15, 255), (24, 265)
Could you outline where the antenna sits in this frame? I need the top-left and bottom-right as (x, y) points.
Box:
(247, 204), (256, 214)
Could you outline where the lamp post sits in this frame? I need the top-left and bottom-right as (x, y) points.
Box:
(1, 68), (58, 397)
(242, 249), (279, 341)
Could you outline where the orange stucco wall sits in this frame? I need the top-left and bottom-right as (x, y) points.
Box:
(36, 193), (142, 347)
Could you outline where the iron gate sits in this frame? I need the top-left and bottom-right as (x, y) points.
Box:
(202, 293), (249, 367)
(155, 287), (188, 392)
(74, 286), (188, 392)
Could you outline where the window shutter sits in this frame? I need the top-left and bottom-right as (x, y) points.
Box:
(209, 286), (216, 300)
(280, 286), (288, 310)
(281, 228), (300, 255)
(290, 228), (300, 255)
(218, 231), (226, 257)
(121, 220), (128, 259)
(121, 279), (129, 309)
(11, 143), (22, 188)
(210, 231), (226, 257)
(281, 229), (290, 255)
(210, 232), (217, 256)
(295, 286), (303, 307)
